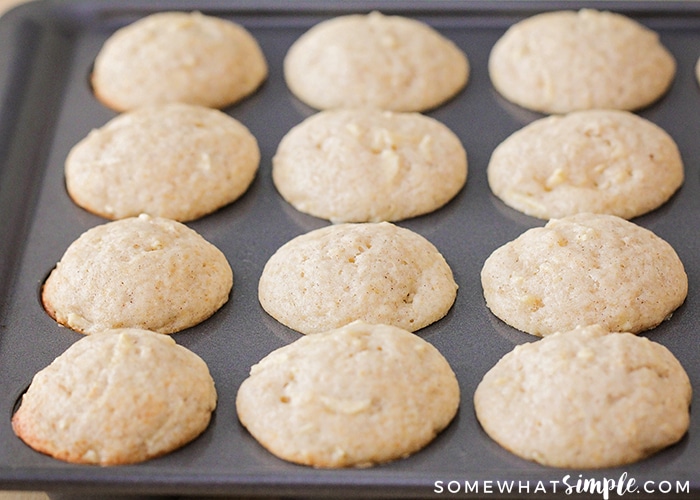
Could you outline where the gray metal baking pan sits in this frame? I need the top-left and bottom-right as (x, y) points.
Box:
(0, 0), (699, 498)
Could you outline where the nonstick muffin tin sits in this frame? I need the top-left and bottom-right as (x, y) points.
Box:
(0, 1), (699, 498)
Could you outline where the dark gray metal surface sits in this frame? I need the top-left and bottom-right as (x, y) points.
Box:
(0, 1), (699, 497)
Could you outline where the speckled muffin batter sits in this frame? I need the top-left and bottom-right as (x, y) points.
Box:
(480, 213), (687, 337)
(272, 108), (467, 222)
(474, 325), (691, 468)
(66, 103), (260, 222)
(258, 222), (458, 334)
(236, 320), (460, 468)
(284, 11), (469, 111)
(92, 11), (268, 111)
(13, 328), (217, 465)
(489, 9), (675, 114)
(42, 214), (233, 335)
(487, 110), (683, 220)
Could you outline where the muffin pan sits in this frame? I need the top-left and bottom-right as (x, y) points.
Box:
(0, 0), (699, 498)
